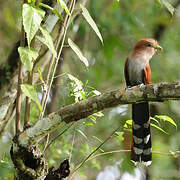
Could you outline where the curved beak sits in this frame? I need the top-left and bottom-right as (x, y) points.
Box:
(154, 44), (163, 51)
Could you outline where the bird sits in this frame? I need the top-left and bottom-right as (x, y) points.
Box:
(124, 38), (162, 166)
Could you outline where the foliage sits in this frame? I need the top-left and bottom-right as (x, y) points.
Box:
(21, 84), (42, 111)
(18, 47), (38, 71)
(0, 0), (179, 179)
(22, 3), (45, 46)
(68, 38), (89, 67)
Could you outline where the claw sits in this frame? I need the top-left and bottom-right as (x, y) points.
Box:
(139, 83), (145, 88)
(125, 86), (132, 90)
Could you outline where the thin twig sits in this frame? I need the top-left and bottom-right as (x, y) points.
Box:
(44, 122), (74, 152)
(39, 7), (70, 119)
(39, 0), (76, 119)
(87, 150), (180, 162)
(16, 0), (27, 134)
(53, 72), (67, 79)
(24, 72), (33, 129)
(88, 149), (130, 161)
(43, 133), (50, 153)
(69, 122), (77, 163)
(68, 123), (122, 180)
(24, 1), (41, 129)
(24, 42), (35, 129)
(16, 30), (24, 134)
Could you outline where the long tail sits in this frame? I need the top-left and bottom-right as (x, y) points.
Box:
(131, 102), (152, 166)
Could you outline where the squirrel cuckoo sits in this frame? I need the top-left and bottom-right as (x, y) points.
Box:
(124, 38), (162, 166)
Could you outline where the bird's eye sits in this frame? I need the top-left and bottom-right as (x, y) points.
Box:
(147, 43), (152, 47)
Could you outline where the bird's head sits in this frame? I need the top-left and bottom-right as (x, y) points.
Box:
(131, 38), (162, 60)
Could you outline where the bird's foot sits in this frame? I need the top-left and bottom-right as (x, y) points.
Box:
(125, 86), (132, 90)
(139, 83), (145, 88)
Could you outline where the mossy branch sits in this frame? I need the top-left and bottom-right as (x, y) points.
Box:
(18, 82), (180, 145)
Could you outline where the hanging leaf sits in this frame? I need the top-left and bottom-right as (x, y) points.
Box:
(21, 84), (42, 112)
(158, 0), (174, 15)
(92, 136), (103, 143)
(124, 119), (132, 126)
(57, 0), (71, 17)
(155, 115), (177, 128)
(123, 119), (132, 130)
(37, 67), (44, 84)
(67, 74), (83, 89)
(151, 123), (168, 134)
(93, 111), (104, 117)
(123, 118), (168, 134)
(23, 4), (45, 46)
(115, 131), (124, 142)
(40, 3), (63, 21)
(18, 47), (38, 71)
(37, 26), (56, 57)
(68, 38), (89, 67)
(77, 129), (87, 139)
(80, 4), (103, 44)
(150, 117), (160, 126)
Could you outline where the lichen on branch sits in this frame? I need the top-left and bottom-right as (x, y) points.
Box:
(18, 82), (180, 145)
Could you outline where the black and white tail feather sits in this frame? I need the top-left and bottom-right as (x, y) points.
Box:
(131, 102), (152, 166)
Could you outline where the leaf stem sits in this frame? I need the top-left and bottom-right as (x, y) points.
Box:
(24, 0), (41, 129)
(24, 71), (33, 129)
(68, 123), (122, 180)
(16, 0), (27, 134)
(39, 0), (76, 119)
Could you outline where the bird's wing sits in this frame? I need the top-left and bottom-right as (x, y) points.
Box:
(144, 64), (151, 84)
(124, 58), (130, 86)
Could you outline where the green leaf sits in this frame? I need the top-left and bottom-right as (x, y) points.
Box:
(80, 91), (86, 100)
(18, 47), (38, 71)
(150, 117), (160, 126)
(80, 4), (103, 44)
(21, 84), (42, 112)
(68, 38), (89, 67)
(115, 131), (124, 142)
(151, 123), (168, 134)
(92, 90), (101, 96)
(158, 0), (174, 15)
(77, 129), (87, 139)
(123, 118), (169, 134)
(37, 67), (44, 83)
(37, 26), (56, 57)
(67, 74), (83, 88)
(92, 136), (103, 143)
(125, 119), (132, 126)
(93, 111), (104, 117)
(169, 150), (180, 158)
(57, 0), (71, 17)
(155, 115), (177, 128)
(40, 3), (63, 21)
(23, 4), (45, 46)
(123, 119), (132, 130)
(89, 115), (97, 124)
(67, 74), (85, 102)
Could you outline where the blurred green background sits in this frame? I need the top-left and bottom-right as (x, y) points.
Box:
(0, 0), (180, 179)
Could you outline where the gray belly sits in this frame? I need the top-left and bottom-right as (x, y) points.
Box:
(128, 60), (145, 86)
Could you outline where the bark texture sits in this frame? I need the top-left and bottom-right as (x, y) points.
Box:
(18, 82), (180, 145)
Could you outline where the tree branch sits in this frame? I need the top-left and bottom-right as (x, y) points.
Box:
(0, 1), (70, 135)
(18, 82), (180, 146)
